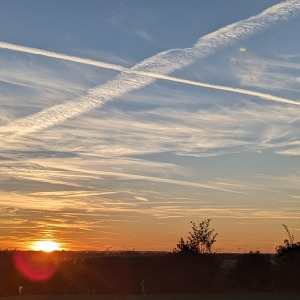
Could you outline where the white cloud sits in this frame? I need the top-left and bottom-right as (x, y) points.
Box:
(135, 196), (149, 202)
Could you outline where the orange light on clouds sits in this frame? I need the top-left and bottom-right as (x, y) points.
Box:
(31, 240), (61, 252)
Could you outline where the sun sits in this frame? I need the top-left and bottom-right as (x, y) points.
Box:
(31, 240), (61, 252)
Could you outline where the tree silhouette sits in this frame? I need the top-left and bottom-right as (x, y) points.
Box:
(275, 224), (300, 291)
(174, 219), (218, 254)
(276, 224), (300, 258)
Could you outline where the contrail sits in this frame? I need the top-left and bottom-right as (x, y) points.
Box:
(0, 0), (299, 139)
(0, 41), (127, 73)
(0, 42), (299, 106)
(134, 73), (300, 106)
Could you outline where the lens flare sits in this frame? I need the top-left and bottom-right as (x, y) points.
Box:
(13, 251), (58, 281)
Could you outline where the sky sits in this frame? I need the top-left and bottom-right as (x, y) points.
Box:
(0, 0), (300, 253)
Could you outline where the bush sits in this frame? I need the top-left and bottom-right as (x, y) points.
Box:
(276, 224), (300, 259)
(174, 219), (218, 255)
(231, 251), (272, 292)
(275, 224), (300, 291)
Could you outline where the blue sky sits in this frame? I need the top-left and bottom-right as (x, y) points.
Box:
(0, 0), (299, 252)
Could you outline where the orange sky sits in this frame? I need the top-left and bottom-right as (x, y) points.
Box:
(1, 1), (300, 254)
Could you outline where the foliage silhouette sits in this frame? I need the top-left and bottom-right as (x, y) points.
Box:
(231, 251), (272, 292)
(275, 224), (300, 291)
(174, 219), (218, 254)
(276, 224), (300, 259)
(1, 223), (300, 295)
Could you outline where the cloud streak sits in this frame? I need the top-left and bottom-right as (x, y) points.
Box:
(0, 0), (299, 140)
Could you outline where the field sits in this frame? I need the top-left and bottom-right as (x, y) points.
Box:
(1, 251), (299, 297)
(2, 294), (300, 300)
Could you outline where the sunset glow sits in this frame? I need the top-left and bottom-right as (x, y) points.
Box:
(31, 241), (61, 252)
(0, 0), (300, 254)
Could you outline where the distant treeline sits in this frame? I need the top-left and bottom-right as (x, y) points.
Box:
(0, 249), (299, 296)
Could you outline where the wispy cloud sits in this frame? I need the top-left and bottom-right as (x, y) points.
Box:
(133, 28), (155, 43)
(0, 54), (94, 99)
(31, 100), (298, 157)
(0, 158), (243, 193)
(232, 54), (300, 94)
(0, 0), (299, 141)
(135, 196), (149, 202)
(1, 99), (299, 195)
(146, 205), (300, 220)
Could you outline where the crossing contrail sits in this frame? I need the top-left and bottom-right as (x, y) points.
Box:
(0, 42), (299, 107)
(0, 0), (299, 139)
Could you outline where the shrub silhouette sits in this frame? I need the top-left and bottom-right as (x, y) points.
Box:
(276, 224), (300, 259)
(174, 219), (218, 254)
(275, 224), (300, 291)
(231, 251), (272, 292)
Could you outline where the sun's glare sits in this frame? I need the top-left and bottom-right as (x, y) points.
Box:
(31, 240), (61, 252)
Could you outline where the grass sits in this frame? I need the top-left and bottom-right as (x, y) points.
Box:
(2, 293), (300, 300)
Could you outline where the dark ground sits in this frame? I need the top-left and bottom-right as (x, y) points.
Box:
(0, 250), (299, 297)
(2, 293), (300, 300)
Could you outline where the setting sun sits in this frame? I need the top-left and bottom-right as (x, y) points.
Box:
(31, 240), (61, 252)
